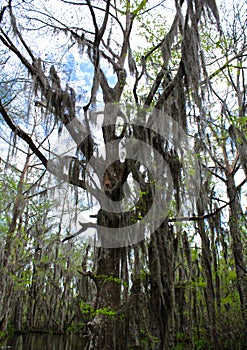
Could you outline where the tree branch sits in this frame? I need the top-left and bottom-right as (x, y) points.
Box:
(169, 202), (228, 223)
(62, 222), (97, 242)
(0, 100), (48, 167)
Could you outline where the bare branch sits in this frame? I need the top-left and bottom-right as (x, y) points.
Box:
(0, 100), (48, 167)
(62, 221), (97, 242)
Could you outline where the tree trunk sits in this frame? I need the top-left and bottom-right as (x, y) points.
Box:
(226, 172), (247, 346)
(148, 221), (176, 349)
(0, 155), (29, 332)
(85, 211), (122, 349)
(197, 195), (218, 349)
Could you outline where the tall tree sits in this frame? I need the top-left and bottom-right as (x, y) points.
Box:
(0, 1), (246, 349)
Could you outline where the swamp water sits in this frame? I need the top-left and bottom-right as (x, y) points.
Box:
(0, 333), (85, 350)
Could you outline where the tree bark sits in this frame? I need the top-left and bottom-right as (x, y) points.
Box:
(148, 221), (176, 349)
(86, 231), (121, 349)
(226, 172), (247, 346)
